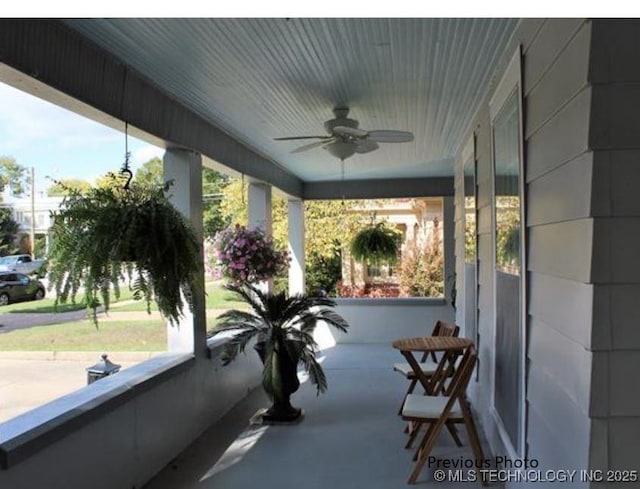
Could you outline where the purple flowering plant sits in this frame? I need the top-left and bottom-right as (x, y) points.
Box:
(215, 225), (289, 284)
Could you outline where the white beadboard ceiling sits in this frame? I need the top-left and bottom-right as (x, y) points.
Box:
(64, 18), (517, 182)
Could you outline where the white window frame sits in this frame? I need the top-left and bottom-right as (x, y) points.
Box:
(461, 134), (478, 347)
(488, 45), (527, 459)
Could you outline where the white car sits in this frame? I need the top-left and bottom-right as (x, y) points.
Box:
(0, 254), (47, 277)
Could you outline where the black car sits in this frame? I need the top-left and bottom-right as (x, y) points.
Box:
(0, 272), (46, 306)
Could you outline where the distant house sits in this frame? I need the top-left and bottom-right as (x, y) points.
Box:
(341, 197), (443, 292)
(2, 190), (64, 255)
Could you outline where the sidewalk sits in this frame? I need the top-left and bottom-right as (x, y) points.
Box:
(0, 353), (159, 423)
(0, 305), (228, 424)
(0, 305), (165, 424)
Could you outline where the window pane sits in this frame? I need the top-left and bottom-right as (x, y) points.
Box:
(464, 161), (476, 263)
(494, 90), (521, 276)
(492, 88), (523, 451)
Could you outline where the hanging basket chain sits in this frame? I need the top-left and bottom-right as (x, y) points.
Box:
(121, 122), (133, 190)
(241, 173), (245, 205)
(118, 69), (133, 191)
(341, 160), (345, 206)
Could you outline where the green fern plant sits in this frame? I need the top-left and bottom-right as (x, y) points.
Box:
(350, 221), (402, 265)
(47, 177), (201, 325)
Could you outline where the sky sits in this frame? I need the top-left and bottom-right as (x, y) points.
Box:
(0, 81), (164, 196)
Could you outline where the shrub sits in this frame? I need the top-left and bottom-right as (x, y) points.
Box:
(398, 218), (444, 297)
(306, 247), (342, 296)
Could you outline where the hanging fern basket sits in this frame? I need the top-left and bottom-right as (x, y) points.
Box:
(47, 178), (202, 325)
(349, 222), (402, 265)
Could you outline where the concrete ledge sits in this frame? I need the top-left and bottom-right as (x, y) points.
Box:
(0, 352), (194, 470)
(329, 299), (455, 344)
(206, 331), (236, 352)
(333, 297), (447, 306)
(206, 331), (256, 363)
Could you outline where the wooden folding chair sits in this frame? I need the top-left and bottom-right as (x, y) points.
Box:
(401, 346), (485, 485)
(393, 320), (460, 415)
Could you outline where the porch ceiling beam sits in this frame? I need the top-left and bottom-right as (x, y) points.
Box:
(302, 177), (454, 200)
(0, 19), (303, 197)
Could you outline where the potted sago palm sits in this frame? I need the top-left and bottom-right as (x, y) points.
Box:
(211, 283), (349, 423)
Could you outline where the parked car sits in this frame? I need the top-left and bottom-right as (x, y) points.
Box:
(0, 254), (47, 277)
(0, 272), (46, 306)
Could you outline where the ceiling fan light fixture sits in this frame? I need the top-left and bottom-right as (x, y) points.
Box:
(325, 140), (356, 161)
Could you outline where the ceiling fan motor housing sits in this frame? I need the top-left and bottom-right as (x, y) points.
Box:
(324, 107), (359, 134)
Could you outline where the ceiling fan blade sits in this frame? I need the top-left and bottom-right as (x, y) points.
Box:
(367, 130), (414, 143)
(333, 126), (368, 138)
(355, 140), (379, 154)
(291, 139), (333, 154)
(274, 135), (331, 141)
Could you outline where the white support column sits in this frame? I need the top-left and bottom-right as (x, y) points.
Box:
(287, 199), (305, 296)
(248, 183), (272, 235)
(248, 183), (273, 293)
(163, 149), (206, 355)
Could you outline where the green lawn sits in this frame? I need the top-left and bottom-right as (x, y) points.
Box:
(0, 319), (168, 351)
(1, 282), (245, 315)
(2, 299), (87, 314)
(2, 287), (137, 314)
(0, 313), (235, 351)
(111, 282), (247, 312)
(0, 282), (247, 352)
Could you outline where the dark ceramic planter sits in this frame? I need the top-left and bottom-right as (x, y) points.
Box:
(256, 339), (303, 423)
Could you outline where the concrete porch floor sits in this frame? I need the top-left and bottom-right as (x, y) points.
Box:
(144, 344), (493, 489)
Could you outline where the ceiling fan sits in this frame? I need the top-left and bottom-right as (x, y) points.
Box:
(274, 107), (414, 161)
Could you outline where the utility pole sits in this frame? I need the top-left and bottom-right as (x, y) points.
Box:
(30, 166), (35, 259)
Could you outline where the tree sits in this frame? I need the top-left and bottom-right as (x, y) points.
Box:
(0, 156), (28, 196)
(33, 235), (47, 258)
(18, 233), (31, 255)
(0, 208), (19, 256)
(47, 178), (92, 196)
(93, 155), (159, 190)
(202, 168), (230, 239)
(135, 156), (163, 186)
(133, 158), (231, 239)
(304, 200), (365, 294)
(218, 178), (367, 295)
(219, 178), (249, 228)
(0, 156), (26, 256)
(95, 173), (126, 190)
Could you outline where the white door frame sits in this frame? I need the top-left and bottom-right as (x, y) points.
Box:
(488, 44), (527, 459)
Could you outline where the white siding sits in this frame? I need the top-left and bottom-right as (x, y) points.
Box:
(522, 19), (594, 475)
(524, 21), (590, 138)
(527, 152), (593, 226)
(588, 22), (640, 474)
(454, 18), (599, 481)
